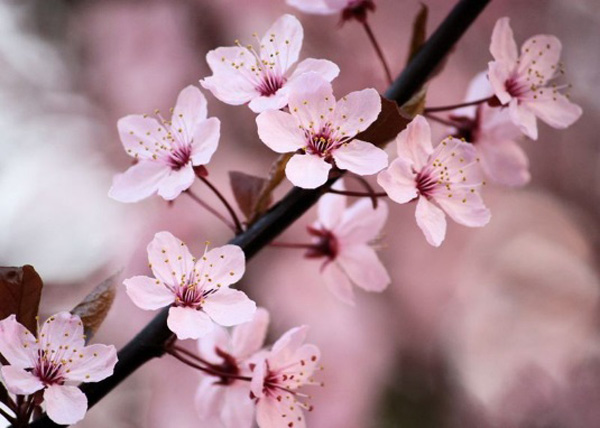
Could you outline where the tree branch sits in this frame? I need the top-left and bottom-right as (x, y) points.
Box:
(28, 0), (490, 425)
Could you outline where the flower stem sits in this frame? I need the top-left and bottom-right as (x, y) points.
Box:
(198, 176), (244, 234)
(185, 189), (237, 232)
(424, 113), (460, 127)
(166, 349), (252, 382)
(170, 345), (213, 367)
(327, 189), (388, 198)
(423, 96), (494, 113)
(362, 21), (393, 85)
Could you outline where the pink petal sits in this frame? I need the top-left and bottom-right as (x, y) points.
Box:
(526, 93), (583, 130)
(332, 88), (381, 138)
(40, 312), (85, 352)
(317, 180), (347, 230)
(435, 191), (491, 228)
(336, 199), (388, 246)
(285, 154), (332, 189)
(197, 326), (231, 364)
(195, 377), (226, 421)
(1, 366), (44, 395)
(490, 17), (518, 67)
(157, 164), (195, 200)
(487, 61), (513, 105)
(455, 71), (492, 118)
(271, 326), (308, 361)
(203, 289), (257, 327)
(196, 244), (246, 288)
(44, 385), (87, 425)
(116, 115), (162, 160)
(256, 395), (307, 428)
(108, 161), (170, 203)
(191, 117), (220, 166)
(290, 58), (340, 83)
(286, 0), (337, 14)
(395, 115), (433, 170)
(124, 275), (174, 310)
(250, 358), (267, 398)
(65, 344), (118, 383)
(287, 72), (335, 130)
(0, 315), (37, 368)
(333, 139), (388, 175)
(260, 14), (303, 72)
(231, 308), (270, 359)
(477, 138), (530, 187)
(167, 306), (214, 340)
(509, 99), (538, 140)
(248, 91), (290, 113)
(256, 110), (306, 153)
(517, 35), (561, 84)
(221, 384), (256, 428)
(147, 231), (195, 286)
(171, 85), (208, 136)
(323, 262), (355, 306)
(415, 196), (447, 247)
(337, 245), (390, 292)
(377, 157), (418, 204)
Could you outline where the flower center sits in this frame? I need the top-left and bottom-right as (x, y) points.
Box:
(257, 74), (286, 97)
(415, 170), (438, 198)
(505, 75), (532, 99)
(305, 226), (339, 260)
(208, 347), (240, 386)
(33, 350), (66, 386)
(167, 144), (192, 170)
(306, 130), (337, 157)
(174, 285), (216, 309)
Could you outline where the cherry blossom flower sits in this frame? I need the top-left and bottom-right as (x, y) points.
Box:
(124, 231), (256, 340)
(109, 85), (220, 202)
(287, 0), (375, 23)
(256, 72), (388, 189)
(377, 115), (491, 247)
(487, 17), (582, 140)
(450, 72), (530, 187)
(0, 312), (117, 425)
(251, 326), (321, 428)
(304, 180), (390, 305)
(200, 14), (339, 113)
(195, 308), (270, 428)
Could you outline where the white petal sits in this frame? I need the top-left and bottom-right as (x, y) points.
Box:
(286, 0), (337, 14)
(231, 308), (270, 359)
(157, 165), (195, 200)
(509, 99), (538, 140)
(287, 72), (335, 130)
(44, 385), (87, 425)
(415, 197), (447, 247)
(526, 93), (582, 130)
(147, 231), (195, 286)
(333, 139), (388, 175)
(195, 377), (226, 421)
(290, 58), (340, 83)
(487, 61), (513, 105)
(489, 17), (518, 67)
(116, 115), (162, 160)
(260, 14), (303, 72)
(517, 35), (562, 85)
(285, 154), (332, 189)
(337, 245), (390, 292)
(40, 312), (85, 352)
(171, 85), (208, 136)
(333, 88), (381, 138)
(195, 244), (246, 288)
(322, 262), (355, 306)
(0, 315), (37, 368)
(1, 366), (44, 395)
(168, 307), (214, 340)
(221, 384), (256, 428)
(203, 289), (256, 327)
(124, 275), (174, 310)
(256, 110), (305, 153)
(377, 157), (418, 204)
(317, 180), (347, 230)
(435, 191), (491, 228)
(395, 115), (433, 170)
(248, 91), (290, 113)
(191, 117), (220, 165)
(108, 161), (170, 203)
(65, 344), (118, 383)
(336, 199), (388, 245)
(476, 138), (530, 187)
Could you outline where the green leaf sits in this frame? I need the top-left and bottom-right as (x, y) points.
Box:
(0, 265), (43, 336)
(71, 272), (118, 342)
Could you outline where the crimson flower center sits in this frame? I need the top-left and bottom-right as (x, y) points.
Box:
(33, 350), (66, 386)
(167, 144), (192, 170)
(174, 285), (216, 309)
(257, 73), (286, 97)
(415, 170), (437, 198)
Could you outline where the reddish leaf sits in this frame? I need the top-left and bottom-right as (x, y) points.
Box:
(406, 4), (429, 64)
(355, 95), (411, 148)
(0, 265), (43, 336)
(71, 272), (118, 342)
(229, 171), (272, 221)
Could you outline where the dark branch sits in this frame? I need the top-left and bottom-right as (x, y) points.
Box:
(29, 0), (490, 425)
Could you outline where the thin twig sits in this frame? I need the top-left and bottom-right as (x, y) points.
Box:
(362, 21), (393, 85)
(423, 96), (493, 113)
(166, 349), (252, 382)
(185, 189), (236, 232)
(424, 113), (460, 127)
(198, 176), (244, 234)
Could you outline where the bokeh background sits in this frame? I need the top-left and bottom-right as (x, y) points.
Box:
(1, 0), (599, 426)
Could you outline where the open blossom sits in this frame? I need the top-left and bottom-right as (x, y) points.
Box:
(195, 308), (270, 428)
(287, 0), (375, 22)
(109, 85), (220, 202)
(124, 231), (256, 340)
(305, 180), (390, 305)
(450, 72), (530, 187)
(251, 326), (321, 428)
(256, 72), (388, 188)
(0, 313), (117, 425)
(487, 17), (582, 140)
(377, 115), (491, 247)
(200, 14), (339, 113)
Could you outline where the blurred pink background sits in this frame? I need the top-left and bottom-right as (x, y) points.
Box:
(1, 0), (599, 427)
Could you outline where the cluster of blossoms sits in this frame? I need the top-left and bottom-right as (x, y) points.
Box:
(0, 8), (580, 428)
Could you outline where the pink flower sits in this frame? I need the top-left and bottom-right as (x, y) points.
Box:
(109, 85), (220, 202)
(195, 308), (270, 428)
(377, 115), (491, 247)
(0, 313), (117, 425)
(287, 0), (375, 22)
(305, 180), (390, 305)
(450, 72), (530, 187)
(487, 17), (582, 140)
(200, 14), (339, 113)
(124, 231), (256, 340)
(256, 72), (388, 188)
(250, 326), (321, 428)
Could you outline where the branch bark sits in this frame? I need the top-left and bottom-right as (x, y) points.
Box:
(29, 0), (490, 425)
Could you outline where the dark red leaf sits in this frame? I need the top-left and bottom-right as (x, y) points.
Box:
(229, 171), (272, 221)
(355, 95), (411, 148)
(71, 272), (118, 342)
(0, 265), (43, 336)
